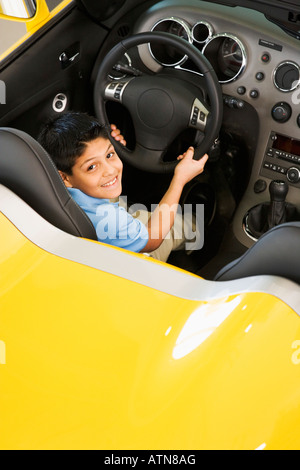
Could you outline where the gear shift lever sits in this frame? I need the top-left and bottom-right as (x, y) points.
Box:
(245, 179), (298, 240)
(267, 180), (289, 229)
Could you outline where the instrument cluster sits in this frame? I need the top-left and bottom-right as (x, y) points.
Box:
(149, 17), (247, 83)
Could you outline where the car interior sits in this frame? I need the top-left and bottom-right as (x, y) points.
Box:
(1, 0), (300, 282)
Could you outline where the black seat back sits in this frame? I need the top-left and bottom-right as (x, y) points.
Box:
(215, 222), (300, 284)
(0, 127), (97, 239)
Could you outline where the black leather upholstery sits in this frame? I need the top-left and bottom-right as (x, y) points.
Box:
(0, 128), (97, 239)
(215, 222), (300, 284)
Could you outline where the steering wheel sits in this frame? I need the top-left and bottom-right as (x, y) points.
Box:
(94, 32), (223, 173)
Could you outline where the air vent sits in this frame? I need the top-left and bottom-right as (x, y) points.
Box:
(274, 61), (300, 92)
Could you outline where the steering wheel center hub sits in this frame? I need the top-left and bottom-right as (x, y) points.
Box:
(137, 89), (174, 129)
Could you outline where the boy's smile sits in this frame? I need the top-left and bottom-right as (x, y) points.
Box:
(60, 137), (123, 199)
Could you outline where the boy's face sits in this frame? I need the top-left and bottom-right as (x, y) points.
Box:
(60, 137), (123, 199)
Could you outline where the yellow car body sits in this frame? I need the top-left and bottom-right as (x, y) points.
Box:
(1, 182), (300, 450)
(1, 0), (300, 451)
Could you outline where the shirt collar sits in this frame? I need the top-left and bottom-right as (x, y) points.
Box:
(68, 188), (111, 210)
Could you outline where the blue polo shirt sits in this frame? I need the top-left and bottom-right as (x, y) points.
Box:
(68, 188), (149, 252)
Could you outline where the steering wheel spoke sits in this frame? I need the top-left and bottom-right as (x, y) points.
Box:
(189, 98), (210, 133)
(104, 77), (135, 104)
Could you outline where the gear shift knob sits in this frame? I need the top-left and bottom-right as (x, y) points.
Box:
(267, 180), (289, 229)
(269, 180), (289, 202)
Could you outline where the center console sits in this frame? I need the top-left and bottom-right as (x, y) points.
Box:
(261, 132), (300, 186)
(241, 132), (300, 242)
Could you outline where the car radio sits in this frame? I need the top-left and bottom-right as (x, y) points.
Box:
(261, 132), (300, 185)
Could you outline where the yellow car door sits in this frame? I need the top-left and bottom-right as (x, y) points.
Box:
(0, 0), (73, 61)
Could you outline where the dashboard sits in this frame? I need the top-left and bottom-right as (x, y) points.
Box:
(131, 0), (300, 247)
(147, 17), (246, 83)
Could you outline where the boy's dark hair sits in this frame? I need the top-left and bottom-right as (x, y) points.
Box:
(38, 111), (108, 174)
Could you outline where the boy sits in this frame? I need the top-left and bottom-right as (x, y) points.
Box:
(38, 111), (208, 262)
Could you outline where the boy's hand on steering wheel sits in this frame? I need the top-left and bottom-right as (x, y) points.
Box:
(110, 124), (127, 146)
(175, 147), (208, 187)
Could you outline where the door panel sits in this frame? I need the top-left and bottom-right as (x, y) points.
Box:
(0, 4), (108, 137)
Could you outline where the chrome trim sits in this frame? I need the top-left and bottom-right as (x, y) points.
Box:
(52, 93), (67, 113)
(104, 77), (134, 103)
(242, 210), (259, 242)
(273, 61), (300, 93)
(189, 98), (209, 132)
(147, 18), (246, 84)
(191, 21), (213, 44)
(202, 32), (247, 84)
(149, 17), (193, 67)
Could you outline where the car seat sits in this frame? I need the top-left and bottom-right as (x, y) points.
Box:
(0, 127), (97, 239)
(215, 221), (300, 284)
(1, 127), (300, 286)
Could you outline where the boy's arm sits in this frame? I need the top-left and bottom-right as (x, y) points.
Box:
(142, 147), (208, 253)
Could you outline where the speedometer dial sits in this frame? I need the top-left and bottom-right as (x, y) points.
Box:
(220, 37), (243, 76)
(203, 33), (246, 83)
